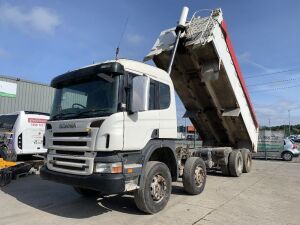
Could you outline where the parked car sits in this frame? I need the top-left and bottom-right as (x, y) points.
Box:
(282, 138), (300, 161)
(288, 135), (300, 143)
(288, 135), (297, 140)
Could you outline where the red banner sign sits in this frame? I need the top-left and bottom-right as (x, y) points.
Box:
(28, 118), (48, 124)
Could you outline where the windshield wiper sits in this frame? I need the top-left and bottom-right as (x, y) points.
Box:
(51, 112), (79, 120)
(52, 109), (110, 120)
(77, 109), (109, 117)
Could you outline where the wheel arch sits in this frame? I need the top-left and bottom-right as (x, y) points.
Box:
(147, 147), (178, 181)
(141, 140), (178, 182)
(281, 150), (294, 158)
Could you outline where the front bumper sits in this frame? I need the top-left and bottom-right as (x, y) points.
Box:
(40, 165), (125, 194)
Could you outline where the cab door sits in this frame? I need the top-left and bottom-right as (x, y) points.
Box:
(123, 77), (159, 150)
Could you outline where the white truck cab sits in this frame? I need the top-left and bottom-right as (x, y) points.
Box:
(45, 59), (177, 153)
(0, 111), (49, 161)
(41, 59), (183, 214)
(43, 59), (177, 170)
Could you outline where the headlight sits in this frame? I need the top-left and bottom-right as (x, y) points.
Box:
(94, 162), (122, 173)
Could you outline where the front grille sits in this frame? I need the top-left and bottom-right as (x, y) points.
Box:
(53, 141), (87, 146)
(47, 151), (95, 175)
(56, 150), (85, 156)
(53, 164), (86, 171)
(53, 132), (89, 137)
(53, 157), (85, 164)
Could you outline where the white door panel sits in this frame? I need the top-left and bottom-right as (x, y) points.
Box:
(159, 110), (177, 138)
(124, 111), (159, 150)
(158, 82), (177, 139)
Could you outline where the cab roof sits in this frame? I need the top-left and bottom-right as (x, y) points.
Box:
(52, 59), (172, 87)
(116, 59), (171, 83)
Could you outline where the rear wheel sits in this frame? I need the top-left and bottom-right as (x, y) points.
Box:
(134, 161), (171, 214)
(241, 149), (252, 173)
(73, 187), (99, 197)
(183, 157), (206, 195)
(282, 152), (293, 161)
(220, 164), (230, 176)
(228, 151), (243, 177)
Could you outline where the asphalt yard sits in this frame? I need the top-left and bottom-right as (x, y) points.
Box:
(1, 159), (300, 225)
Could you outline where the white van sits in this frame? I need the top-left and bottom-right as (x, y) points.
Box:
(0, 111), (49, 160)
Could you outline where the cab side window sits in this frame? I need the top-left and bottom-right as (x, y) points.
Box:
(149, 82), (156, 110)
(159, 82), (170, 109)
(148, 79), (170, 110)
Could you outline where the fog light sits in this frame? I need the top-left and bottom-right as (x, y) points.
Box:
(94, 162), (122, 173)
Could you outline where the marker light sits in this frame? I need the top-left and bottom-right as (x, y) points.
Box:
(94, 162), (122, 174)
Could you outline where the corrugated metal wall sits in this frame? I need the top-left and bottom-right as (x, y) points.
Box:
(0, 75), (54, 114)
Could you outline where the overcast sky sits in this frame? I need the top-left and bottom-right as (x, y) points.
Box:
(1, 0), (300, 126)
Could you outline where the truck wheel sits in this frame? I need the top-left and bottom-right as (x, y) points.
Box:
(134, 161), (171, 214)
(220, 165), (230, 176)
(282, 152), (293, 161)
(183, 157), (206, 195)
(241, 149), (252, 173)
(228, 151), (243, 177)
(73, 186), (99, 197)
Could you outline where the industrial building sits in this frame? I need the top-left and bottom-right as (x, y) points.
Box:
(0, 75), (54, 115)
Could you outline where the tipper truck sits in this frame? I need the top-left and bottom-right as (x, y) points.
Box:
(40, 7), (259, 214)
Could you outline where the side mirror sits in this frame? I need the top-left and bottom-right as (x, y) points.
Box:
(130, 76), (150, 113)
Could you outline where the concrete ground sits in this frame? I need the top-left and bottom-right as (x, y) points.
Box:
(1, 159), (300, 225)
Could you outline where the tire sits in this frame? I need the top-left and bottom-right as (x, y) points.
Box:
(73, 186), (99, 197)
(0, 146), (17, 162)
(228, 150), (243, 177)
(183, 157), (206, 195)
(134, 161), (172, 214)
(241, 149), (252, 173)
(282, 152), (293, 161)
(220, 164), (230, 176)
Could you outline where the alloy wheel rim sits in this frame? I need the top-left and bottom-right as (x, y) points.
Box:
(150, 174), (167, 202)
(194, 166), (205, 187)
(284, 153), (292, 160)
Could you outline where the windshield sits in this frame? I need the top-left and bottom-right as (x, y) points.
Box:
(0, 115), (18, 131)
(50, 75), (119, 120)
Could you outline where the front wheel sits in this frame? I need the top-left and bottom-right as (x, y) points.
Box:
(134, 161), (171, 214)
(183, 157), (206, 195)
